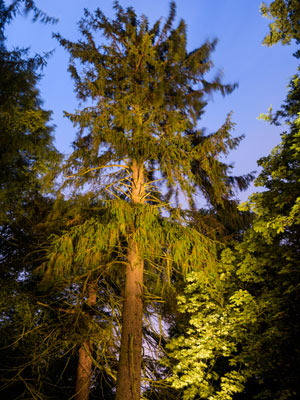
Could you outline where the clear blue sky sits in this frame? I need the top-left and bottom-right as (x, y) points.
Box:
(6, 0), (298, 201)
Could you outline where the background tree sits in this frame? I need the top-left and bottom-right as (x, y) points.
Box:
(38, 197), (123, 400)
(0, 2), (72, 398)
(236, 7), (300, 392)
(0, 0), (60, 225)
(0, 195), (119, 400)
(164, 92), (300, 400)
(260, 0), (300, 48)
(0, 3), (116, 396)
(164, 1), (300, 399)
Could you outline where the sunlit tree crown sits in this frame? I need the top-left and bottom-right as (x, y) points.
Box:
(56, 1), (241, 207)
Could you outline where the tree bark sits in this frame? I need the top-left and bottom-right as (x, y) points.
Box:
(75, 283), (96, 400)
(115, 161), (145, 400)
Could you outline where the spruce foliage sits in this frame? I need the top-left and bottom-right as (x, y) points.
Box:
(55, 1), (238, 205)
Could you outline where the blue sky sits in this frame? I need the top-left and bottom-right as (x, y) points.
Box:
(6, 0), (298, 201)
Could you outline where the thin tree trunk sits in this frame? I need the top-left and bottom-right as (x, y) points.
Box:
(75, 283), (96, 400)
(115, 161), (145, 400)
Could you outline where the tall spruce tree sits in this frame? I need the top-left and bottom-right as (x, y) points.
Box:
(54, 2), (244, 398)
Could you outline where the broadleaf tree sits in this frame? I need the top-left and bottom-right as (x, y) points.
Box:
(53, 2), (245, 398)
(260, 0), (300, 47)
(236, 5), (300, 393)
(164, 1), (300, 399)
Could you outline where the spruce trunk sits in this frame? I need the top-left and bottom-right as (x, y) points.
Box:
(115, 162), (145, 400)
(75, 283), (96, 400)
